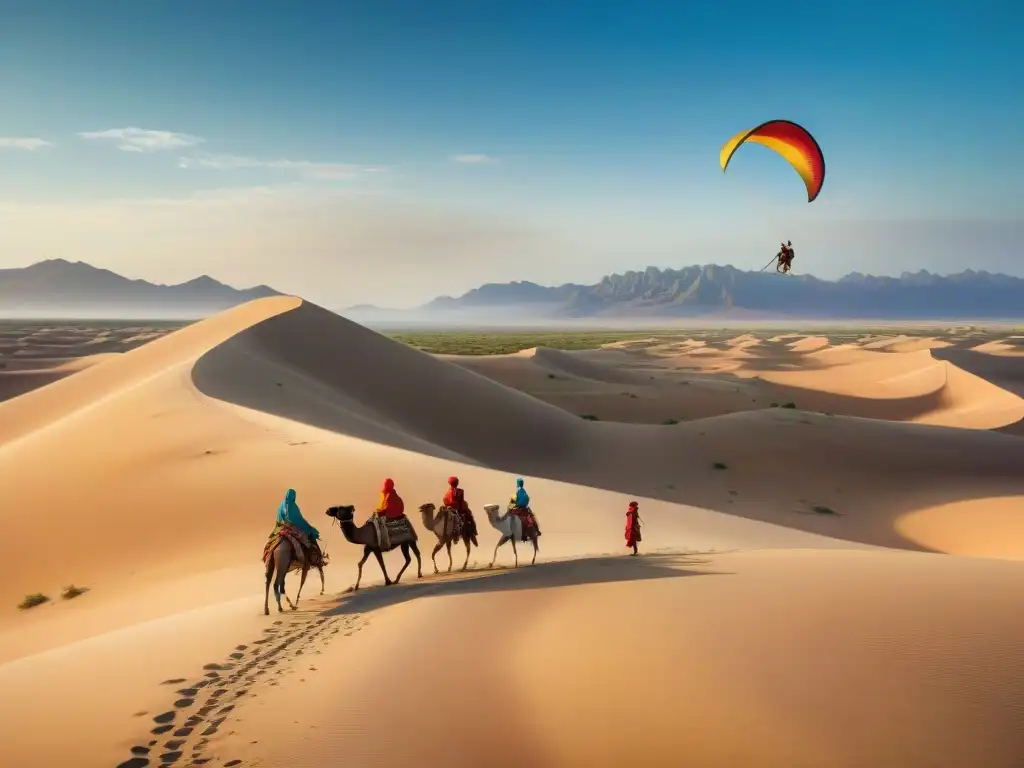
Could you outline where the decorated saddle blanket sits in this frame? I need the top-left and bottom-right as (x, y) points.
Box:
(263, 523), (312, 566)
(439, 505), (463, 539)
(372, 513), (417, 551)
(508, 505), (539, 542)
(460, 509), (478, 542)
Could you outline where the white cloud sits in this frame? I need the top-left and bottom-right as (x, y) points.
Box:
(0, 137), (52, 151)
(177, 153), (377, 181)
(452, 154), (498, 164)
(77, 127), (204, 153)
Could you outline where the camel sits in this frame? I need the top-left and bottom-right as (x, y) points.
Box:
(325, 505), (422, 590)
(419, 502), (478, 573)
(483, 503), (539, 568)
(263, 536), (325, 615)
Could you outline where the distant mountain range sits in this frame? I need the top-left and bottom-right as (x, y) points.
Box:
(404, 264), (1024, 321)
(0, 259), (281, 318)
(3, 259), (1022, 322)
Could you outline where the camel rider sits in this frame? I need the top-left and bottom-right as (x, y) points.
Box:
(377, 478), (406, 520)
(265, 488), (321, 566)
(275, 488), (320, 543)
(510, 477), (542, 537)
(443, 476), (477, 537)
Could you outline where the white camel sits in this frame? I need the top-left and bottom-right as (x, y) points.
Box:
(483, 503), (539, 567)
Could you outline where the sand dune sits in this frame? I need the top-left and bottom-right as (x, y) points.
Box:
(219, 551), (1024, 768)
(2, 300), (1024, 767)
(521, 345), (651, 384)
(972, 336), (1024, 356)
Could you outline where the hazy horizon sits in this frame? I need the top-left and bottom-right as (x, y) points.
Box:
(1, 2), (1020, 309)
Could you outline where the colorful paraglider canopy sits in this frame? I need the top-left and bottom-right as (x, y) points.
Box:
(719, 119), (825, 203)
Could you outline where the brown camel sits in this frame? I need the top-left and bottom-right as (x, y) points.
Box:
(325, 505), (422, 590)
(419, 502), (478, 573)
(263, 536), (325, 615)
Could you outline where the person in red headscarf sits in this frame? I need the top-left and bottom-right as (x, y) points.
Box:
(377, 478), (406, 520)
(625, 501), (642, 555)
(442, 476), (477, 541)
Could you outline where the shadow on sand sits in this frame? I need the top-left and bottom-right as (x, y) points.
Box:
(322, 551), (723, 617)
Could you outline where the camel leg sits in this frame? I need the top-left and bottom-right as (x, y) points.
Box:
(354, 545), (372, 591)
(446, 540), (453, 572)
(274, 549), (291, 612)
(531, 534), (538, 565)
(462, 538), (471, 571)
(510, 535), (519, 568)
(394, 544), (411, 583)
(372, 548), (393, 586)
(293, 565), (309, 609)
(264, 558), (274, 616)
(318, 566), (325, 595)
(431, 541), (443, 574)
(410, 541), (423, 578)
(490, 535), (510, 567)
(280, 572), (297, 610)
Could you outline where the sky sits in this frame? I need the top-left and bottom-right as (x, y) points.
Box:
(0, 0), (1021, 308)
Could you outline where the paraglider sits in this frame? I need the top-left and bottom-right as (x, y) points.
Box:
(720, 119), (824, 275)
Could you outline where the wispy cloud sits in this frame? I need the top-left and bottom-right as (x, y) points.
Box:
(0, 137), (52, 151)
(77, 126), (204, 153)
(452, 154), (498, 164)
(177, 153), (374, 181)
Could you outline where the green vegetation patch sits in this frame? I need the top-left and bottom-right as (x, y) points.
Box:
(387, 330), (680, 356)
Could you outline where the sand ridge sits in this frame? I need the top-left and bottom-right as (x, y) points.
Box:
(2, 301), (1023, 767)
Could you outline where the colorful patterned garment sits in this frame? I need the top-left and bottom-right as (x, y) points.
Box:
(507, 500), (540, 541)
(263, 522), (310, 566)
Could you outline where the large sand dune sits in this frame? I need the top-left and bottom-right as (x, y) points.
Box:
(1, 298), (1023, 767)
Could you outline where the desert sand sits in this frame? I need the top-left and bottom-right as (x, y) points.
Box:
(0, 320), (181, 403)
(1, 299), (1023, 767)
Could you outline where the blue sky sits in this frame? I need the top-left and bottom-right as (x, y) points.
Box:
(0, 0), (1020, 306)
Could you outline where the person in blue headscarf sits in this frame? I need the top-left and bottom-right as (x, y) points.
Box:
(276, 488), (320, 542)
(509, 477), (541, 537)
(512, 477), (530, 509)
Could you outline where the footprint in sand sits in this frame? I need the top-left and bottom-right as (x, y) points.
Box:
(173, 698), (195, 708)
(160, 677), (187, 685)
(200, 716), (226, 737)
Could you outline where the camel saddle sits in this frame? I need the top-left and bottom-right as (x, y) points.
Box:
(439, 505), (464, 540)
(263, 523), (313, 568)
(507, 504), (539, 542)
(372, 513), (417, 551)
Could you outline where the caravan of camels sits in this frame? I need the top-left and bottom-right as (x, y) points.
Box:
(262, 474), (571, 615)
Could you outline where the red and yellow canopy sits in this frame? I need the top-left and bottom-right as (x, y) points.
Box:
(720, 119), (825, 203)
